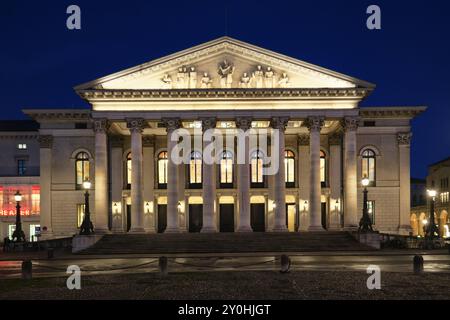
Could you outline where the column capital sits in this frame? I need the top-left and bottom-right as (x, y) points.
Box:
(199, 117), (217, 132)
(143, 135), (155, 147)
(270, 117), (289, 131)
(110, 135), (123, 148)
(93, 118), (110, 133)
(329, 131), (343, 145)
(297, 134), (310, 146)
(305, 116), (324, 132)
(341, 116), (360, 132)
(235, 117), (253, 131)
(126, 118), (147, 133)
(38, 135), (53, 148)
(397, 132), (412, 145)
(162, 118), (181, 132)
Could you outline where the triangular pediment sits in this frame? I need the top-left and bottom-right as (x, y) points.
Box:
(75, 37), (374, 91)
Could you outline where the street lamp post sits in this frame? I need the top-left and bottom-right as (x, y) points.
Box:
(12, 190), (26, 242)
(358, 175), (373, 232)
(79, 180), (94, 235)
(425, 189), (439, 244)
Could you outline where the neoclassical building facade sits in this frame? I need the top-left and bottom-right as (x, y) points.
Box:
(1, 37), (425, 240)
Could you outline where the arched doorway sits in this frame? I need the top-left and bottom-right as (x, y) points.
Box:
(418, 212), (426, 237)
(410, 213), (418, 236)
(439, 210), (449, 238)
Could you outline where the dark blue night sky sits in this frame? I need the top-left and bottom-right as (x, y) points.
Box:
(1, 0), (449, 178)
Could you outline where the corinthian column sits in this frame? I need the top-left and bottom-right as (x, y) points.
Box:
(398, 132), (412, 234)
(163, 118), (181, 233)
(271, 117), (289, 232)
(236, 117), (252, 232)
(38, 135), (53, 239)
(305, 116), (324, 231)
(342, 117), (359, 230)
(93, 118), (110, 233)
(126, 118), (147, 233)
(201, 117), (217, 233)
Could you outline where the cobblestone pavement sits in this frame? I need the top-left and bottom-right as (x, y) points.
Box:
(0, 270), (449, 300)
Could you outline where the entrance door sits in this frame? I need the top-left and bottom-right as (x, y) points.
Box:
(157, 205), (167, 233)
(321, 202), (327, 230)
(286, 203), (297, 232)
(189, 204), (203, 232)
(220, 204), (234, 232)
(250, 203), (265, 232)
(126, 205), (132, 232)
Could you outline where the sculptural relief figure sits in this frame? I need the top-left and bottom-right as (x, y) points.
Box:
(278, 72), (290, 88)
(252, 65), (264, 88)
(189, 66), (197, 89)
(183, 67), (189, 88)
(264, 66), (275, 88)
(176, 67), (186, 89)
(218, 59), (235, 88)
(239, 72), (251, 88)
(200, 72), (212, 88)
(161, 74), (172, 89)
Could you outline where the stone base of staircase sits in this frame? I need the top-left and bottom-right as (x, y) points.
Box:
(78, 232), (376, 255)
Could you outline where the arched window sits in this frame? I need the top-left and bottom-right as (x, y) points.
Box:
(220, 151), (233, 187)
(362, 149), (376, 185)
(75, 152), (90, 188)
(251, 150), (264, 187)
(320, 150), (327, 187)
(285, 150), (295, 187)
(126, 152), (132, 188)
(189, 151), (202, 187)
(157, 151), (168, 188)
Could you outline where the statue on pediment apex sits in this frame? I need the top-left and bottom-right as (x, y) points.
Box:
(189, 66), (197, 89)
(278, 72), (290, 88)
(252, 65), (264, 88)
(265, 66), (275, 88)
(239, 72), (251, 88)
(218, 59), (235, 88)
(161, 74), (172, 89)
(201, 72), (212, 88)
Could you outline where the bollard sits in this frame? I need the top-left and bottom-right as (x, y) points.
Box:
(280, 254), (291, 274)
(159, 256), (168, 275)
(22, 260), (32, 280)
(413, 255), (424, 274)
(47, 248), (54, 259)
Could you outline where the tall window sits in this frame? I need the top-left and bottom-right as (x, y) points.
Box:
(189, 151), (202, 187)
(362, 149), (376, 185)
(158, 151), (168, 188)
(75, 152), (90, 188)
(220, 151), (233, 187)
(17, 159), (27, 176)
(320, 150), (326, 187)
(251, 150), (264, 187)
(126, 152), (132, 188)
(285, 150), (295, 187)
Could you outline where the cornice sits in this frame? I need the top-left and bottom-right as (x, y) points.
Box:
(78, 88), (371, 102)
(360, 106), (426, 119)
(0, 134), (38, 140)
(23, 109), (91, 121)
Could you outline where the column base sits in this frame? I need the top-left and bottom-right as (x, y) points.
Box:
(129, 227), (146, 234)
(328, 225), (342, 231)
(237, 225), (253, 232)
(307, 225), (325, 232)
(144, 228), (156, 234)
(272, 225), (288, 232)
(201, 226), (218, 233)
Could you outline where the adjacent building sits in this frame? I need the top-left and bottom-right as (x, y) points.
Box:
(0, 37), (425, 241)
(411, 157), (450, 237)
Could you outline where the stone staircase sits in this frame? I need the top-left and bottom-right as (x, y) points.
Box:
(79, 232), (375, 254)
